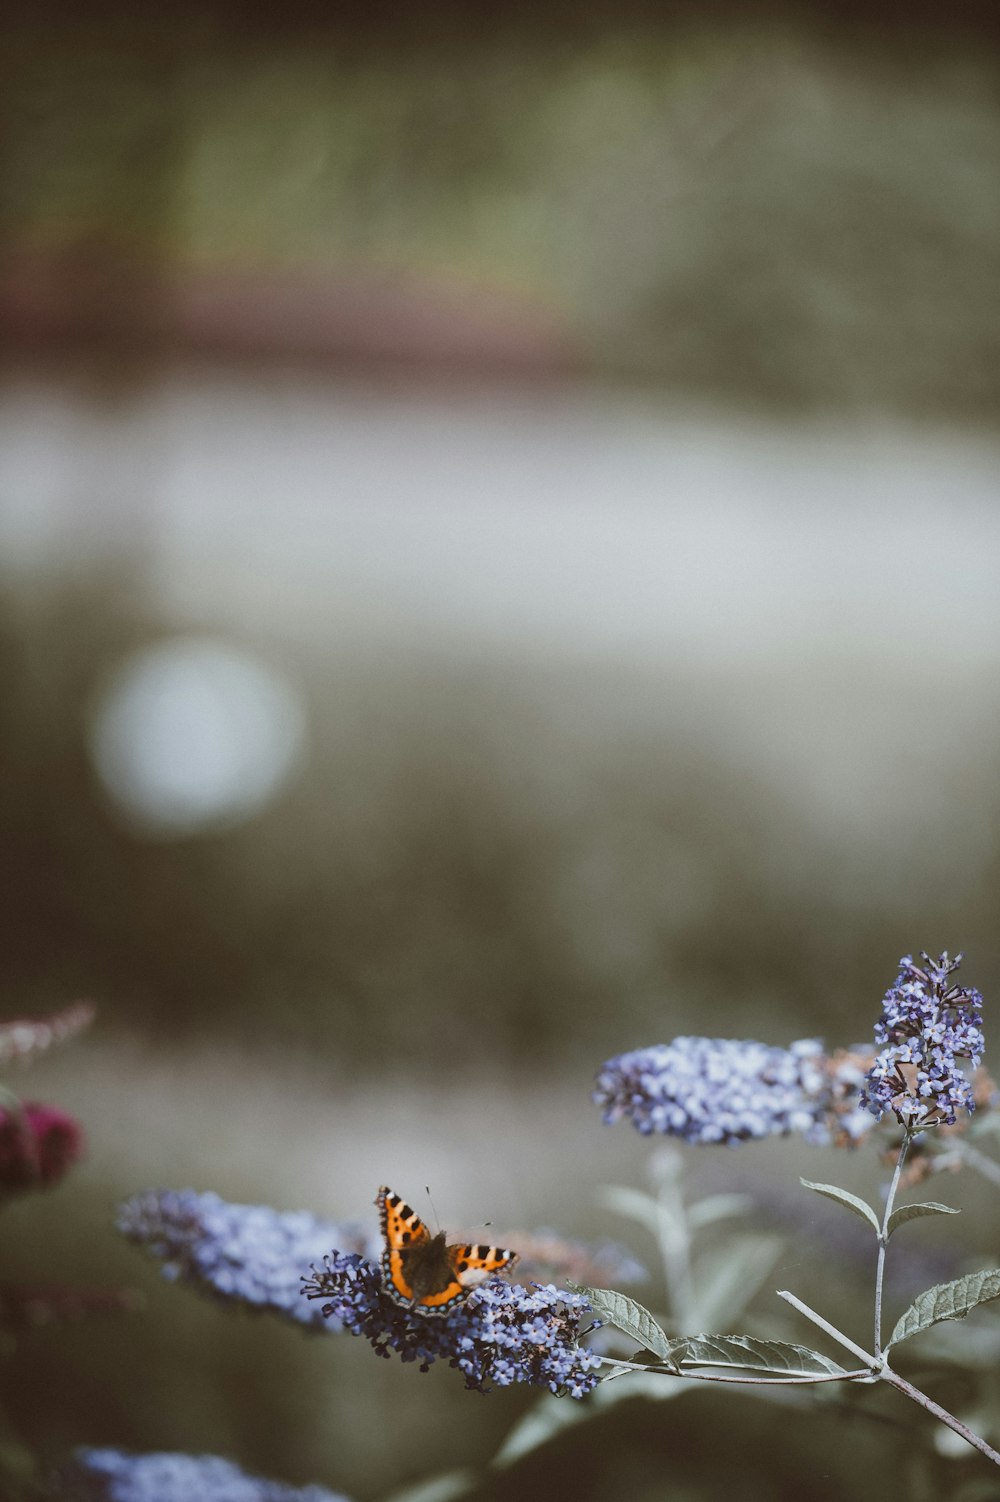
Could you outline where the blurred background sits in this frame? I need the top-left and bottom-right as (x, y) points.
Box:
(2, 0), (1000, 1497)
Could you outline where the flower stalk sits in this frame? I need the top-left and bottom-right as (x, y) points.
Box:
(873, 1130), (911, 1360)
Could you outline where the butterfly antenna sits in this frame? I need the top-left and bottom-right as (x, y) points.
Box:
(424, 1185), (442, 1233)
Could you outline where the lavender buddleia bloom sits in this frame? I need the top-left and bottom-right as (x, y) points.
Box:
(56, 1448), (349, 1502)
(303, 1253), (601, 1397)
(118, 1190), (372, 1329)
(594, 1036), (830, 1145)
(862, 952), (985, 1129)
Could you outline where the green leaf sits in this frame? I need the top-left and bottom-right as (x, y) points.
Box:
(493, 1370), (686, 1469)
(886, 1201), (960, 1237)
(382, 1472), (476, 1502)
(494, 1355), (695, 1466)
(800, 1178), (880, 1234)
(574, 1285), (678, 1366)
(595, 1185), (663, 1236)
(491, 1397), (589, 1467)
(674, 1334), (845, 1378)
(692, 1232), (784, 1329)
(687, 1193), (754, 1230)
(486, 1393), (579, 1465)
(888, 1268), (1000, 1350)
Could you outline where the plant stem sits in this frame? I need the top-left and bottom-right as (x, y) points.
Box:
(780, 1267), (1000, 1466)
(880, 1366), (1000, 1466)
(597, 1355), (871, 1385)
(874, 1131), (911, 1359)
(651, 1149), (696, 1326)
(775, 1290), (877, 1369)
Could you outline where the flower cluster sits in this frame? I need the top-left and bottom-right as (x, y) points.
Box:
(862, 952), (985, 1128)
(117, 1190), (372, 1329)
(0, 1102), (84, 1193)
(303, 1252), (601, 1397)
(56, 1448), (349, 1502)
(594, 1036), (831, 1145)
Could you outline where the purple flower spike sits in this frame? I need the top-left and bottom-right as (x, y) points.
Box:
(861, 951), (985, 1129)
(303, 1253), (600, 1397)
(594, 1036), (830, 1145)
(57, 1447), (350, 1501)
(117, 1190), (372, 1329)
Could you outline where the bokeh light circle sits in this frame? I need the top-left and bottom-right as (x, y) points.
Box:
(88, 637), (307, 836)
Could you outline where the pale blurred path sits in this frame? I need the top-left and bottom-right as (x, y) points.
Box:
(2, 369), (999, 852)
(2, 371), (998, 663)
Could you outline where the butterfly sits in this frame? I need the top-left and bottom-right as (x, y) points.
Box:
(376, 1185), (519, 1316)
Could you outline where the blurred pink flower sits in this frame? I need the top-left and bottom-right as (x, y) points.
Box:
(0, 1102), (84, 1192)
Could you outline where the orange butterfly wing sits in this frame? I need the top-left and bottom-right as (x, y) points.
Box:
(447, 1242), (519, 1285)
(376, 1184), (431, 1304)
(376, 1186), (519, 1316)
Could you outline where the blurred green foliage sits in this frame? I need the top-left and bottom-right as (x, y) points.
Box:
(2, 10), (1000, 415)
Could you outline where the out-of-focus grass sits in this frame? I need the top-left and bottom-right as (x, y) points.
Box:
(3, 18), (1000, 416)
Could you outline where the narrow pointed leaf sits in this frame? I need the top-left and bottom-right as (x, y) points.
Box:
(383, 1472), (476, 1502)
(674, 1333), (845, 1378)
(493, 1339), (696, 1467)
(574, 1285), (678, 1365)
(800, 1178), (880, 1234)
(596, 1185), (662, 1236)
(693, 1233), (784, 1329)
(687, 1193), (753, 1230)
(886, 1201), (960, 1237)
(888, 1269), (1000, 1350)
(491, 1397), (589, 1467)
(628, 1348), (663, 1365)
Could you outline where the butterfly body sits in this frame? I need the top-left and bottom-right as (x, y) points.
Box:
(376, 1185), (518, 1316)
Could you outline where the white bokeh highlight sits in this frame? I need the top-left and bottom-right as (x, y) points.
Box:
(88, 638), (307, 836)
